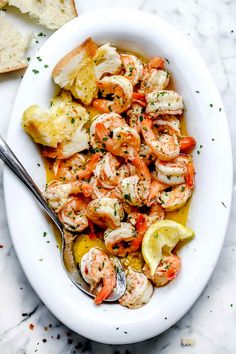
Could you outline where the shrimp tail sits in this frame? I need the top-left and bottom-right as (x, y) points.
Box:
(179, 136), (196, 153)
(132, 213), (147, 249)
(185, 163), (195, 187)
(94, 275), (116, 304)
(93, 99), (112, 113)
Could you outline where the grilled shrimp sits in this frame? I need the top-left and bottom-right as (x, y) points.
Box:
(80, 247), (116, 304)
(53, 153), (101, 182)
(155, 154), (194, 186)
(158, 184), (192, 211)
(143, 255), (181, 287)
(141, 117), (180, 161)
(58, 197), (88, 232)
(120, 54), (143, 86)
(95, 123), (140, 160)
(90, 113), (126, 149)
(86, 197), (124, 228)
(105, 214), (147, 257)
(93, 75), (133, 113)
(119, 268), (153, 309)
(146, 90), (184, 116)
(44, 180), (92, 212)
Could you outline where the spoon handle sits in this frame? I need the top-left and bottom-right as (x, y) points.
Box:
(0, 136), (63, 233)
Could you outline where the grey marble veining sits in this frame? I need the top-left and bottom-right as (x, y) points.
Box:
(0, 0), (236, 353)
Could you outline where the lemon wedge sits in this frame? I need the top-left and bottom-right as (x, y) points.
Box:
(142, 220), (194, 276)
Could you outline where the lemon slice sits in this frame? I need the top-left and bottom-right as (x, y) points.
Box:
(142, 220), (194, 276)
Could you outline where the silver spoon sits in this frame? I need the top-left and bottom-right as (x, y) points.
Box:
(0, 136), (126, 302)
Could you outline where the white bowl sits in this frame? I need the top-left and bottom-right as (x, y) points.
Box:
(4, 8), (233, 344)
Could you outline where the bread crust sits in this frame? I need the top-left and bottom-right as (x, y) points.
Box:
(71, 0), (78, 16)
(52, 37), (97, 79)
(0, 63), (27, 74)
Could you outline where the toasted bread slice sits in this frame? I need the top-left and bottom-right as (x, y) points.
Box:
(7, 0), (77, 30)
(0, 11), (30, 73)
(52, 38), (98, 105)
(22, 91), (89, 150)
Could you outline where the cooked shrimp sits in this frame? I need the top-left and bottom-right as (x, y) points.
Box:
(119, 268), (153, 309)
(94, 153), (119, 189)
(44, 180), (92, 212)
(132, 155), (151, 202)
(89, 177), (112, 199)
(94, 153), (129, 189)
(96, 123), (140, 160)
(105, 214), (146, 257)
(139, 143), (156, 165)
(153, 115), (181, 136)
(120, 54), (143, 86)
(104, 222), (137, 256)
(86, 197), (124, 228)
(147, 180), (169, 206)
(155, 154), (194, 186)
(141, 117), (180, 161)
(147, 204), (165, 226)
(127, 103), (144, 133)
(80, 247), (116, 304)
(179, 136), (196, 153)
(140, 57), (169, 94)
(119, 175), (143, 206)
(132, 92), (147, 107)
(93, 75), (133, 113)
(58, 197), (88, 232)
(158, 184), (192, 211)
(128, 204), (164, 229)
(90, 113), (126, 150)
(53, 153), (101, 182)
(143, 255), (181, 287)
(146, 90), (184, 115)
(119, 156), (151, 206)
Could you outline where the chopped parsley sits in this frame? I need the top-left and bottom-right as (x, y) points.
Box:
(36, 56), (42, 62)
(71, 118), (75, 124)
(209, 103), (213, 108)
(124, 194), (131, 202)
(44, 64), (49, 68)
(195, 90), (200, 94)
(27, 57), (31, 62)
(32, 69), (39, 74)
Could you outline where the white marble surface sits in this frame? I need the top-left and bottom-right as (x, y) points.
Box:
(0, 0), (236, 353)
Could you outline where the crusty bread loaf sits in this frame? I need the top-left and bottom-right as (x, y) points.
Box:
(7, 0), (77, 30)
(52, 38), (98, 105)
(0, 11), (30, 73)
(0, 0), (8, 7)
